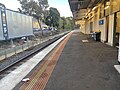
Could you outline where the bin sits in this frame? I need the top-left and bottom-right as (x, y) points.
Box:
(93, 32), (101, 41)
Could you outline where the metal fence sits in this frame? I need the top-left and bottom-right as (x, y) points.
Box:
(0, 32), (68, 61)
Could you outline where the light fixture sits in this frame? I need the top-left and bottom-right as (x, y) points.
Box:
(88, 12), (91, 16)
(105, 1), (110, 10)
(105, 6), (110, 10)
(106, 2), (110, 6)
(92, 6), (97, 11)
(85, 16), (88, 19)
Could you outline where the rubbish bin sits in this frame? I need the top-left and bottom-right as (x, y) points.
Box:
(93, 32), (101, 41)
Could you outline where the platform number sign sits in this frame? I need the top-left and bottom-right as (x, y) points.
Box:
(0, 4), (8, 40)
(99, 20), (104, 25)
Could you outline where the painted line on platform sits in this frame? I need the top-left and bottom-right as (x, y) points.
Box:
(0, 32), (72, 90)
(114, 65), (120, 74)
(19, 30), (73, 90)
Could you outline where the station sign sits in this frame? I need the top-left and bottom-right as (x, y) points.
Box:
(99, 20), (104, 25)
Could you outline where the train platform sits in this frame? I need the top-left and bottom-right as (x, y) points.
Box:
(0, 30), (120, 90)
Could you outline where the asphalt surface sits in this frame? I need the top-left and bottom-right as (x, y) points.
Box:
(45, 31), (120, 90)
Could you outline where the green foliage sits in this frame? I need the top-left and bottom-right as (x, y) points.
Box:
(18, 0), (74, 31)
(66, 17), (74, 30)
(61, 17), (66, 29)
(59, 17), (74, 30)
(58, 18), (63, 29)
(45, 7), (60, 28)
(18, 0), (49, 35)
(18, 0), (48, 21)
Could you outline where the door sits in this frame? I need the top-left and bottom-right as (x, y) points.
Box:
(115, 12), (120, 46)
(90, 22), (93, 33)
(106, 16), (109, 42)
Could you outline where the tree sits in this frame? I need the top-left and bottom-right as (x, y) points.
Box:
(18, 0), (49, 35)
(65, 17), (74, 30)
(59, 17), (74, 30)
(61, 17), (66, 29)
(45, 7), (60, 28)
(58, 18), (63, 29)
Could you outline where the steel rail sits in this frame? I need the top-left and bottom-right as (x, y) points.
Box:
(0, 32), (68, 73)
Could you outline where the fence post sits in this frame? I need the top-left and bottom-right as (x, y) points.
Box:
(4, 49), (7, 59)
(10, 39), (14, 47)
(14, 46), (16, 55)
(27, 37), (29, 48)
(22, 44), (23, 51)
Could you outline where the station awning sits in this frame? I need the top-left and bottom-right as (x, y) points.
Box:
(68, 0), (102, 20)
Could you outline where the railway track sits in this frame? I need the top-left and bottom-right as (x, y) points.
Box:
(0, 32), (68, 78)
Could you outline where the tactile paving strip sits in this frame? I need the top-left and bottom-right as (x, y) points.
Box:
(19, 32), (72, 90)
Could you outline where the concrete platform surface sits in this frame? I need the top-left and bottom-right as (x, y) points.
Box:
(45, 31), (120, 90)
(0, 32), (70, 90)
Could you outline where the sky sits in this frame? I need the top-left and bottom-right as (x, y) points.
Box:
(0, 0), (72, 17)
(48, 0), (72, 17)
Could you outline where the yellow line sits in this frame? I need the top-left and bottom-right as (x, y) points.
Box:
(25, 36), (67, 90)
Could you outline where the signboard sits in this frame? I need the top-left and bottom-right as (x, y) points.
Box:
(99, 20), (104, 25)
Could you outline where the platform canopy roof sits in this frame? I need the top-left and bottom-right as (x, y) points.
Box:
(68, 0), (102, 20)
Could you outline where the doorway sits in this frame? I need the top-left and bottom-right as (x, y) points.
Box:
(106, 16), (109, 42)
(90, 22), (93, 33)
(114, 12), (120, 47)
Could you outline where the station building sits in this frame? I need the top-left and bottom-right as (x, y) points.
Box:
(69, 0), (120, 47)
